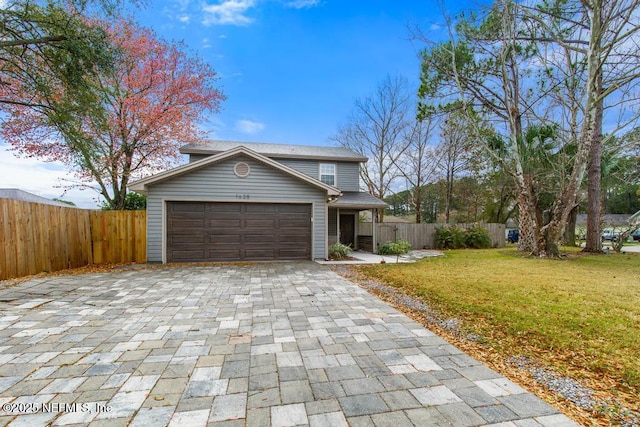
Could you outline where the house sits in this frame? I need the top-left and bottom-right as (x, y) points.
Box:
(0, 188), (75, 208)
(129, 140), (387, 263)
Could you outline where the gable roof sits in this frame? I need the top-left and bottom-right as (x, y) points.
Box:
(181, 140), (368, 162)
(129, 145), (341, 196)
(0, 188), (75, 208)
(330, 191), (388, 210)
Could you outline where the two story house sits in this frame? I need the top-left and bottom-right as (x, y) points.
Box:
(129, 140), (387, 263)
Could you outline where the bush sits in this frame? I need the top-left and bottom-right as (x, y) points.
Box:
(435, 226), (466, 249)
(464, 225), (492, 248)
(378, 239), (412, 255)
(328, 242), (353, 260)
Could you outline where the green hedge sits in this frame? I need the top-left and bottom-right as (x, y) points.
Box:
(435, 225), (491, 249)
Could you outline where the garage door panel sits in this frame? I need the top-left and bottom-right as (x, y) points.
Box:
(245, 234), (276, 243)
(209, 219), (242, 228)
(209, 204), (242, 213)
(209, 234), (241, 244)
(167, 202), (312, 262)
(170, 250), (205, 262)
(245, 204), (276, 214)
(279, 234), (310, 242)
(207, 250), (242, 260)
(244, 249), (276, 259)
(279, 218), (310, 228)
(172, 203), (206, 213)
(279, 249), (310, 258)
(170, 234), (205, 244)
(245, 219), (276, 228)
(169, 219), (205, 228)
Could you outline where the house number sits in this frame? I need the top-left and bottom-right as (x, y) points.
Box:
(235, 194), (250, 200)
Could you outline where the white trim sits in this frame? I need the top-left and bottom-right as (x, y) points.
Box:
(162, 198), (315, 262)
(319, 162), (337, 187)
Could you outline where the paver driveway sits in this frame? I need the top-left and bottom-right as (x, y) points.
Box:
(0, 263), (578, 427)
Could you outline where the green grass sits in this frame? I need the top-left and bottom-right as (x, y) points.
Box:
(358, 249), (640, 398)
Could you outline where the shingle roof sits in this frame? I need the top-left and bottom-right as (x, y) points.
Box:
(181, 140), (368, 162)
(329, 191), (388, 209)
(576, 214), (634, 227)
(0, 188), (75, 208)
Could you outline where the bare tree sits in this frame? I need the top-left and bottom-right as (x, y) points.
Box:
(395, 114), (440, 223)
(436, 110), (479, 223)
(332, 74), (412, 221)
(417, 0), (640, 256)
(417, 2), (546, 253)
(521, 0), (640, 253)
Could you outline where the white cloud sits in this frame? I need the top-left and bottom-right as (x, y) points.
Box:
(0, 146), (99, 209)
(285, 0), (320, 8)
(202, 0), (256, 26)
(178, 14), (190, 23)
(235, 119), (265, 134)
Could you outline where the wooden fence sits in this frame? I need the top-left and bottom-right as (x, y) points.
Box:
(0, 199), (146, 281)
(359, 222), (506, 250)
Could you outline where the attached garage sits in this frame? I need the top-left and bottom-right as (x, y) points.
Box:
(166, 201), (312, 262)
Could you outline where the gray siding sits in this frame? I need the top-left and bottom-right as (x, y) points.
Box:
(188, 154), (208, 163)
(146, 155), (327, 262)
(277, 159), (360, 191)
(188, 155), (361, 191)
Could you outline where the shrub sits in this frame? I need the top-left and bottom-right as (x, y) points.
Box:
(435, 226), (466, 249)
(464, 225), (492, 248)
(328, 242), (353, 260)
(378, 239), (412, 255)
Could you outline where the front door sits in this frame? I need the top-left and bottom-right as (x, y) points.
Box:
(339, 214), (355, 248)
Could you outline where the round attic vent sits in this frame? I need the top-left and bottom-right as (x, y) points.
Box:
(234, 162), (250, 178)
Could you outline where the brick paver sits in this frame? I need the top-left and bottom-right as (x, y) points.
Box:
(0, 263), (578, 426)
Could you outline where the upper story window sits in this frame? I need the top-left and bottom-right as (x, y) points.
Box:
(319, 163), (336, 186)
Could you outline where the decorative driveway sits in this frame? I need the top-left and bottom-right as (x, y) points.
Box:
(0, 263), (578, 426)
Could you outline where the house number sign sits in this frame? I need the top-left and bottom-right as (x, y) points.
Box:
(235, 194), (250, 200)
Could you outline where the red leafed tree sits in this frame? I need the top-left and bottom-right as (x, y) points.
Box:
(1, 18), (225, 209)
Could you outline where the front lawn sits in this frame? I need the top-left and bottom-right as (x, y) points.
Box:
(356, 249), (640, 422)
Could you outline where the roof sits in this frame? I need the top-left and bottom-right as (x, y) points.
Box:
(329, 191), (388, 210)
(0, 188), (75, 208)
(576, 214), (635, 227)
(181, 140), (368, 162)
(129, 146), (341, 196)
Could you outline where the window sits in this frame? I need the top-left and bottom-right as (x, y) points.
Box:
(319, 163), (336, 186)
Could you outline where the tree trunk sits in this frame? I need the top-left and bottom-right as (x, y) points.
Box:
(564, 205), (578, 246)
(414, 186), (422, 223)
(584, 74), (603, 252)
(516, 185), (538, 253)
(445, 170), (453, 223)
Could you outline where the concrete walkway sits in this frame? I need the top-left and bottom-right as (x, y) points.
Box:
(0, 263), (578, 426)
(316, 250), (444, 265)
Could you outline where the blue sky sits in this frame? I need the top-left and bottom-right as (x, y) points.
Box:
(0, 0), (468, 208)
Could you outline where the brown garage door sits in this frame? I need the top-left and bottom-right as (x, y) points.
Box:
(166, 202), (312, 262)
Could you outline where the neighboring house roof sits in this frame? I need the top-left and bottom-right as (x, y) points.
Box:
(576, 213), (634, 227)
(129, 146), (341, 196)
(0, 188), (74, 208)
(329, 192), (388, 210)
(181, 140), (368, 162)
